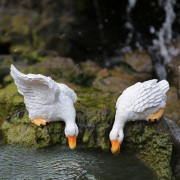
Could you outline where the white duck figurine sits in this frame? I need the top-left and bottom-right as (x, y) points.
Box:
(110, 79), (169, 154)
(10, 65), (78, 149)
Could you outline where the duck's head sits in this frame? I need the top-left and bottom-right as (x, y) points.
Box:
(65, 123), (78, 149)
(109, 128), (124, 154)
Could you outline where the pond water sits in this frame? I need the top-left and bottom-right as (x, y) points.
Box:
(0, 145), (157, 180)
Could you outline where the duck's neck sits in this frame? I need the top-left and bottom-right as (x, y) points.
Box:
(65, 119), (75, 127)
(111, 111), (126, 143)
(113, 108), (127, 129)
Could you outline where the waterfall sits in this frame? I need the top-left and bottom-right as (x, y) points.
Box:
(153, 0), (176, 63)
(151, 0), (176, 79)
(124, 0), (177, 80)
(122, 0), (138, 53)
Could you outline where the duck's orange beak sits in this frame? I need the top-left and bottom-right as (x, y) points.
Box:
(111, 140), (120, 154)
(67, 135), (77, 149)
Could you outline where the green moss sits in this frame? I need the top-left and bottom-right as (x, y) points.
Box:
(124, 123), (172, 180)
(0, 58), (14, 79)
(1, 58), (14, 67)
(83, 129), (89, 143)
(49, 67), (79, 82)
(2, 121), (37, 147)
(3, 74), (13, 85)
(9, 113), (29, 124)
(82, 129), (95, 148)
(22, 50), (46, 62)
(0, 14), (31, 49)
(23, 66), (50, 76)
(1, 119), (67, 149)
(0, 34), (11, 43)
(10, 44), (48, 62)
(0, 83), (25, 122)
(0, 14), (46, 64)
(75, 89), (117, 151)
(9, 16), (30, 36)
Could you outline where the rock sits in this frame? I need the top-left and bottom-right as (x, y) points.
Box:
(0, 82), (116, 150)
(124, 120), (172, 180)
(166, 60), (179, 89)
(21, 58), (99, 87)
(0, 80), (176, 179)
(0, 0), (78, 60)
(35, 18), (73, 57)
(93, 65), (151, 93)
(45, 35), (72, 57)
(79, 60), (102, 86)
(80, 60), (102, 76)
(0, 13), (31, 46)
(166, 40), (180, 88)
(165, 87), (180, 125)
(166, 63), (179, 88)
(13, 111), (26, 118)
(159, 117), (180, 180)
(23, 57), (81, 84)
(36, 18), (58, 40)
(124, 116), (180, 180)
(123, 50), (153, 73)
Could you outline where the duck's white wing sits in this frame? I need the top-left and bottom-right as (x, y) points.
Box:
(116, 82), (141, 109)
(10, 65), (60, 105)
(116, 79), (163, 112)
(58, 83), (77, 103)
(132, 79), (162, 112)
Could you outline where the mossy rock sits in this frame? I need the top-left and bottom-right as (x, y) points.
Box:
(0, 82), (118, 151)
(1, 120), (66, 149)
(0, 82), (174, 179)
(10, 44), (48, 63)
(0, 13), (46, 63)
(0, 83), (25, 121)
(19, 58), (96, 87)
(123, 121), (172, 180)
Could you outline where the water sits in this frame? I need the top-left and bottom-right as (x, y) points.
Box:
(0, 145), (157, 180)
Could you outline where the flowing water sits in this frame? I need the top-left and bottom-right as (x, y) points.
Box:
(0, 145), (157, 180)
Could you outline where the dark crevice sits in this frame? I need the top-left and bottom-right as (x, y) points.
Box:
(0, 42), (11, 54)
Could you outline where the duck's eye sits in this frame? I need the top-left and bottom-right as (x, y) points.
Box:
(118, 135), (119, 138)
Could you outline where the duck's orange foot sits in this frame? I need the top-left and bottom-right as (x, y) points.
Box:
(30, 117), (50, 127)
(148, 108), (165, 123)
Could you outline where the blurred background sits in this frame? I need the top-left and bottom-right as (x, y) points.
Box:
(0, 0), (180, 77)
(0, 0), (180, 114)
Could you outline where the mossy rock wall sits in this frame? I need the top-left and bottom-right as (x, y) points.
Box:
(124, 121), (172, 179)
(0, 82), (174, 180)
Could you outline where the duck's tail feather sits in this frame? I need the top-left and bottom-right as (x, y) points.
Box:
(158, 80), (169, 94)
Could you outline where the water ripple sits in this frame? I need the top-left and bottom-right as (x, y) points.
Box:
(0, 145), (157, 180)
